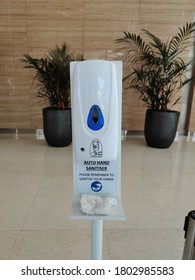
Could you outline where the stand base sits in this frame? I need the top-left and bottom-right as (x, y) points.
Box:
(69, 195), (125, 259)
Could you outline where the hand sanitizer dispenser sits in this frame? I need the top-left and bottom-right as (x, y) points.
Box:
(71, 60), (122, 195)
(70, 60), (125, 260)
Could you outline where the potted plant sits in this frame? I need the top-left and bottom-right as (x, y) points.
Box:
(22, 43), (82, 147)
(117, 22), (195, 148)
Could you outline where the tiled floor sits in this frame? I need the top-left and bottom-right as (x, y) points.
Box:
(0, 132), (195, 260)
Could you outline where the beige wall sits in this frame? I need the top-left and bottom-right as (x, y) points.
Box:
(0, 0), (195, 130)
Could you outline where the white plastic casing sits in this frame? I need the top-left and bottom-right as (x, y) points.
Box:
(71, 60), (122, 194)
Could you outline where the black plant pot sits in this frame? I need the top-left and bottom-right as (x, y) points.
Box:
(144, 109), (180, 149)
(43, 108), (72, 147)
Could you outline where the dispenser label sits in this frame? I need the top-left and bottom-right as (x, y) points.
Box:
(76, 160), (117, 193)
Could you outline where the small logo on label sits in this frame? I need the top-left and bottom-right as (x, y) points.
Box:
(91, 181), (102, 192)
(90, 138), (103, 157)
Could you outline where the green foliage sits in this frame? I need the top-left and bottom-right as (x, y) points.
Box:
(116, 22), (195, 111)
(22, 43), (83, 109)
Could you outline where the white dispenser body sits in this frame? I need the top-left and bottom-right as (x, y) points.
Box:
(71, 60), (122, 195)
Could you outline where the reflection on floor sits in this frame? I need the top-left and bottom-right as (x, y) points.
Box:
(0, 133), (195, 259)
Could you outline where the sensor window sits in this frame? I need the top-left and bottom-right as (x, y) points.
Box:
(92, 107), (99, 124)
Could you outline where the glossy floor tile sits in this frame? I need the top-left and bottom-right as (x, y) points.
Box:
(0, 133), (195, 259)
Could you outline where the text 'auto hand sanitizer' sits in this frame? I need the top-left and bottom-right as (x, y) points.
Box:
(71, 60), (122, 195)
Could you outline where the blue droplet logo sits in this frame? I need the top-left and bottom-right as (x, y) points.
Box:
(91, 181), (102, 192)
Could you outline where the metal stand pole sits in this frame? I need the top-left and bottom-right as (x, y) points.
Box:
(182, 210), (195, 260)
(91, 220), (103, 260)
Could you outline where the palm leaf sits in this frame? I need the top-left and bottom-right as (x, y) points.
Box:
(168, 22), (195, 58)
(22, 43), (81, 109)
(117, 22), (195, 111)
